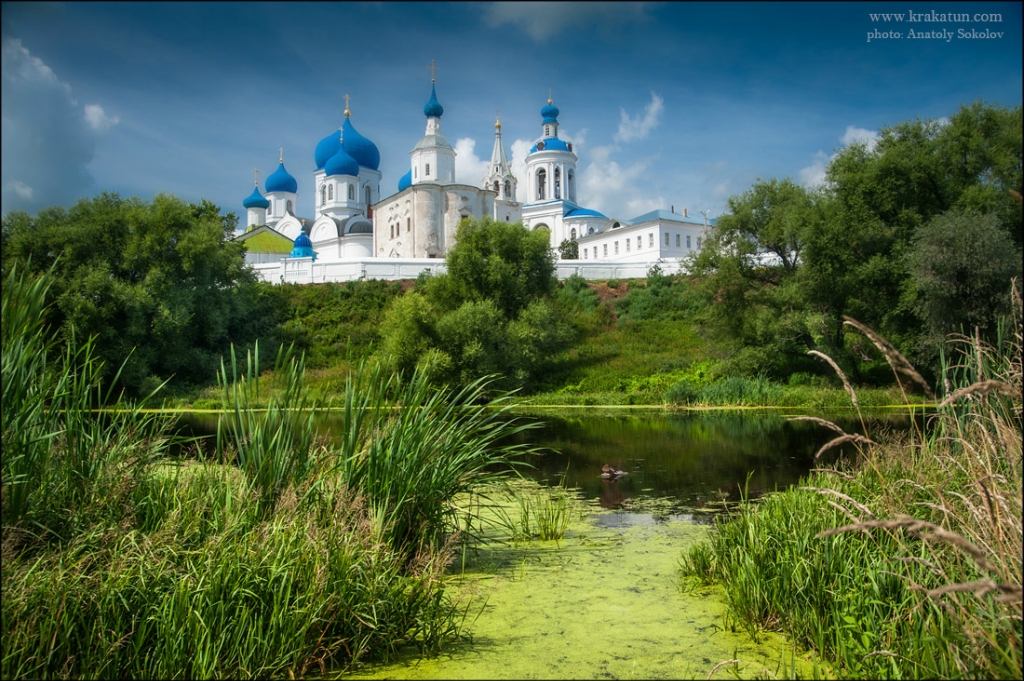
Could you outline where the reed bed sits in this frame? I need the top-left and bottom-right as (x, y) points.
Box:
(680, 282), (1022, 679)
(2, 264), (537, 679)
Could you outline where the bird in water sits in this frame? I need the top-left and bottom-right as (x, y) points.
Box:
(601, 464), (628, 479)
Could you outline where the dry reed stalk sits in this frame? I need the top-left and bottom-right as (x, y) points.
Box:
(816, 515), (998, 573)
(937, 380), (1019, 408)
(842, 316), (936, 400)
(706, 659), (740, 679)
(914, 579), (1022, 605)
(810, 467), (855, 480)
(787, 416), (846, 434)
(806, 350), (859, 408)
(799, 486), (876, 519)
(815, 433), (878, 460)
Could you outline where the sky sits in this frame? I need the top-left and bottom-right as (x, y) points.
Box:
(2, 1), (1021, 227)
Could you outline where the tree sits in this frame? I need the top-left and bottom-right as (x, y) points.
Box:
(908, 208), (1022, 343)
(379, 217), (568, 390)
(558, 238), (579, 260)
(441, 217), (556, 318)
(1, 192), (259, 395)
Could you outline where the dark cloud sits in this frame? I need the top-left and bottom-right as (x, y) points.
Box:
(1, 38), (96, 216)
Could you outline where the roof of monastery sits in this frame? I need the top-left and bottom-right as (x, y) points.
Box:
(236, 226), (294, 253)
(627, 209), (717, 226)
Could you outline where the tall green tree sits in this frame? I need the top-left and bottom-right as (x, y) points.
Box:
(379, 217), (568, 390)
(1, 192), (259, 395)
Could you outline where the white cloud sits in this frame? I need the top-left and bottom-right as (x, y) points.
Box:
(1, 38), (98, 214)
(798, 150), (830, 188)
(481, 1), (656, 41)
(84, 104), (120, 132)
(614, 92), (663, 143)
(7, 181), (33, 200)
(453, 137), (489, 185)
(2, 38), (75, 103)
(798, 124), (880, 188)
(839, 125), (878, 151)
(510, 138), (532, 202)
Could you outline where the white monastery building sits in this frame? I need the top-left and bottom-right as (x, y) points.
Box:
(235, 75), (714, 284)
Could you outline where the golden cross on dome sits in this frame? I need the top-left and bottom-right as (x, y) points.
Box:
(253, 167), (259, 186)
(428, 59), (440, 82)
(279, 147), (284, 163)
(344, 93), (351, 117)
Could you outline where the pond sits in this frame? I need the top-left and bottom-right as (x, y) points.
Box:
(173, 409), (916, 678)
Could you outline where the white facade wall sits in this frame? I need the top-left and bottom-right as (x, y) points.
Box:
(251, 257), (689, 285)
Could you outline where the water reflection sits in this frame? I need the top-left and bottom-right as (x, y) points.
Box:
(173, 410), (917, 519)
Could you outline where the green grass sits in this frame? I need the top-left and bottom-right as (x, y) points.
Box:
(1, 264), (539, 679)
(679, 297), (1023, 679)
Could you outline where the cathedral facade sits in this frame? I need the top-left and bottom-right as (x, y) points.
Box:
(235, 75), (713, 279)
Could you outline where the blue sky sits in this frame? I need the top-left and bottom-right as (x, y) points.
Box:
(2, 1), (1021, 226)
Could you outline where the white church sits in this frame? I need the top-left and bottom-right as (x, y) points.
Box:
(235, 76), (714, 284)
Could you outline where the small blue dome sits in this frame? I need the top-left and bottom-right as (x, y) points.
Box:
(565, 207), (607, 219)
(398, 169), (412, 191)
(529, 137), (570, 153)
(242, 185), (269, 209)
(290, 232), (316, 259)
(541, 100), (559, 123)
(314, 130), (342, 170)
(342, 118), (380, 170)
(325, 144), (359, 177)
(423, 83), (444, 118)
(265, 161), (298, 194)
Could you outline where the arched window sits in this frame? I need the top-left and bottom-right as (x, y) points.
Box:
(328, 185), (333, 201)
(425, 163), (430, 177)
(505, 180), (511, 197)
(494, 181), (499, 193)
(286, 200), (292, 213)
(348, 184), (355, 201)
(320, 184), (326, 206)
(570, 227), (577, 240)
(407, 218), (411, 232)
(554, 168), (561, 199)
(686, 235), (691, 249)
(567, 170), (574, 201)
(537, 169), (546, 200)
(365, 186), (372, 205)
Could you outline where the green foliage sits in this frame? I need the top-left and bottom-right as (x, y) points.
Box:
(908, 208), (1022, 344)
(2, 267), (543, 677)
(1, 193), (258, 396)
(691, 101), (1022, 383)
(378, 217), (568, 390)
(557, 237), (579, 260)
(442, 217), (556, 318)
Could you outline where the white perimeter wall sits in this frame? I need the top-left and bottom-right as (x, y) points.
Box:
(251, 257), (688, 285)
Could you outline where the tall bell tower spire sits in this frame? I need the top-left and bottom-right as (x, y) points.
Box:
(482, 110), (517, 201)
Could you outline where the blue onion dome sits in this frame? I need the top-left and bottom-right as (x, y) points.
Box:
(242, 185), (269, 209)
(423, 83), (444, 118)
(265, 161), (298, 194)
(315, 129), (342, 170)
(398, 168), (412, 191)
(341, 117), (380, 170)
(325, 141), (359, 177)
(541, 98), (559, 123)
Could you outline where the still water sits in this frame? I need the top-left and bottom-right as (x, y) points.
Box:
(175, 409), (913, 679)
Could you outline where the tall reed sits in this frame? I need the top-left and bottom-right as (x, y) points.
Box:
(680, 282), (1022, 679)
(3, 264), (536, 678)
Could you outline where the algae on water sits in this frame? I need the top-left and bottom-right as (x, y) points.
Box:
(342, 490), (821, 680)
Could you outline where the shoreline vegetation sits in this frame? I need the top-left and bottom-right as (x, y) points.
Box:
(680, 284), (1023, 679)
(1, 265), (548, 679)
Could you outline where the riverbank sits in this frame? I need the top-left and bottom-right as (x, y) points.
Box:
(679, 310), (1023, 679)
